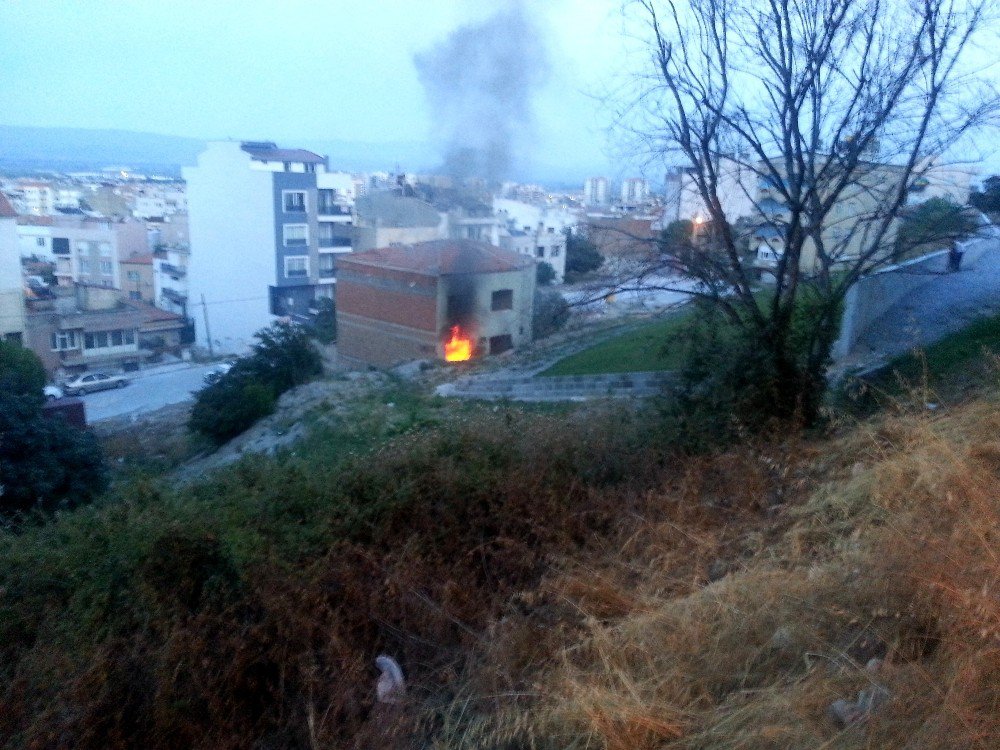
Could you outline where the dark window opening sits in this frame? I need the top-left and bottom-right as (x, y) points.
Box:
(284, 191), (306, 212)
(52, 237), (70, 255)
(489, 334), (513, 354)
(491, 289), (513, 311)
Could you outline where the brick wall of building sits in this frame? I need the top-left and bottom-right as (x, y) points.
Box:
(337, 313), (440, 368)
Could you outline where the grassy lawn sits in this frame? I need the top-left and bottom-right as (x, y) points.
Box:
(540, 313), (691, 376)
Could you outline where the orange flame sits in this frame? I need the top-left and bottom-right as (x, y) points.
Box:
(444, 325), (472, 362)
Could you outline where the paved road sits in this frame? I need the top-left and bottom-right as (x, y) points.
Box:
(79, 363), (217, 422)
(854, 244), (1000, 364)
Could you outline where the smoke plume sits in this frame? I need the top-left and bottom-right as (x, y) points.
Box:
(414, 5), (549, 183)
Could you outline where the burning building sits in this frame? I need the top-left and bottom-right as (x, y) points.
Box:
(335, 239), (535, 368)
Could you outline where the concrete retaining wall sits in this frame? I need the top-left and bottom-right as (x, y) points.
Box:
(833, 238), (991, 360)
(439, 370), (678, 401)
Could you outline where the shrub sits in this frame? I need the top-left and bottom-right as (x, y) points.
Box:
(307, 297), (337, 344)
(0, 393), (106, 517)
(189, 322), (322, 443)
(564, 232), (603, 282)
(533, 289), (570, 339)
(536, 261), (556, 286)
(0, 340), (46, 399)
(188, 378), (276, 444)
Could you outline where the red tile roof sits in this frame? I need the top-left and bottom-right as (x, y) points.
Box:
(131, 300), (184, 324)
(0, 193), (17, 218)
(339, 240), (535, 276)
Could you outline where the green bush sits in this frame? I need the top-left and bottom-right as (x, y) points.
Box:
(564, 232), (603, 282)
(307, 297), (337, 344)
(536, 261), (556, 286)
(189, 322), (322, 444)
(0, 393), (106, 517)
(0, 340), (46, 399)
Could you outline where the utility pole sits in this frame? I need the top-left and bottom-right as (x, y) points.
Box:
(201, 293), (214, 358)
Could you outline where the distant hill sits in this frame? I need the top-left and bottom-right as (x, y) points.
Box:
(0, 124), (599, 187)
(0, 125), (440, 178)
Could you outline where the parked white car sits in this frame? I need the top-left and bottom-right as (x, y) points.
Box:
(43, 384), (64, 401)
(62, 372), (130, 396)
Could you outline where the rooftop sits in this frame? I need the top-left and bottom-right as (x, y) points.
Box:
(240, 142), (325, 164)
(354, 191), (441, 228)
(339, 239), (534, 276)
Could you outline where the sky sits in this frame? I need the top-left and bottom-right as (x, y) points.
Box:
(0, 0), (649, 181)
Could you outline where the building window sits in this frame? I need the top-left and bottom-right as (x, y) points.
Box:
(283, 224), (308, 246)
(551, 246), (561, 257)
(99, 242), (112, 256)
(489, 334), (513, 354)
(491, 289), (514, 311)
(50, 331), (78, 351)
(283, 161), (291, 171)
(129, 291), (141, 301)
(285, 255), (309, 278)
(79, 259), (91, 273)
(84, 329), (134, 349)
(127, 270), (140, 281)
(52, 237), (69, 255)
(100, 260), (113, 275)
(36, 237), (45, 247)
(547, 226), (555, 234)
(318, 189), (335, 213)
(283, 191), (307, 212)
(305, 163), (316, 173)
(318, 254), (335, 278)
(84, 331), (107, 349)
(535, 247), (544, 258)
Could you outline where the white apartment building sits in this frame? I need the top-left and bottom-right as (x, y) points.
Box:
(620, 178), (650, 206)
(185, 140), (341, 354)
(677, 157), (757, 222)
(0, 194), (26, 342)
(494, 198), (572, 283)
(15, 216), (147, 289)
(133, 186), (187, 219)
(154, 246), (190, 317)
(584, 176), (610, 205)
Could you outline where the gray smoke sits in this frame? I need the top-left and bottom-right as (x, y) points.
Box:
(414, 5), (549, 183)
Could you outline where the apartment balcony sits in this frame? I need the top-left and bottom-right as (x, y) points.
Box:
(317, 204), (352, 217)
(318, 237), (351, 250)
(318, 267), (336, 279)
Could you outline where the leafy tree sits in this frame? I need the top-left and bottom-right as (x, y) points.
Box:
(969, 175), (1000, 214)
(536, 261), (556, 286)
(0, 340), (46, 400)
(0, 393), (106, 517)
(659, 219), (695, 264)
(190, 322), (323, 444)
(619, 0), (994, 425)
(564, 232), (603, 282)
(533, 289), (570, 339)
(895, 198), (978, 259)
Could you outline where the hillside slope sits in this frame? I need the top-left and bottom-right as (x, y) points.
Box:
(0, 361), (998, 748)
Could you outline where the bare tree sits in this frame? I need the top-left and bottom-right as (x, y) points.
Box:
(614, 0), (997, 422)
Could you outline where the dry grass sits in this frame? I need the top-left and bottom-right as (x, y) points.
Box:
(430, 387), (1000, 749)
